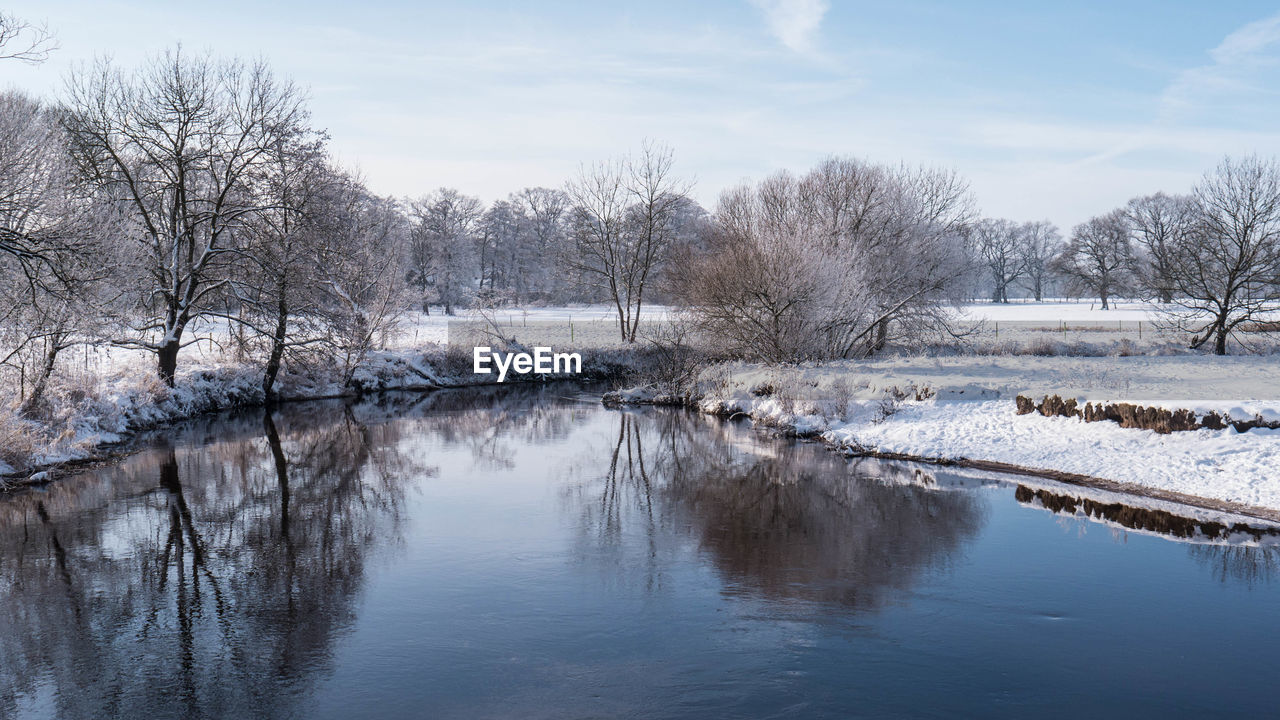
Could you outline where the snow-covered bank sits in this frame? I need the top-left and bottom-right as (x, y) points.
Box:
(0, 344), (642, 483)
(839, 457), (1280, 546)
(606, 356), (1280, 516)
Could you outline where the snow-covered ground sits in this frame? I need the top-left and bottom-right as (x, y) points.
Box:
(638, 356), (1280, 515)
(954, 299), (1161, 323)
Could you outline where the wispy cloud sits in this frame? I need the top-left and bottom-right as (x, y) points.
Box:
(749, 0), (829, 55)
(1160, 12), (1280, 119)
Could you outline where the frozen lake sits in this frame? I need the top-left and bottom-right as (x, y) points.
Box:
(2, 384), (1279, 718)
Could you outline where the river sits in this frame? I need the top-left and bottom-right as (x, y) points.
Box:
(2, 384), (1278, 718)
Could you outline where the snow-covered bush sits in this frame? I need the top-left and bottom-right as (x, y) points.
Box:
(670, 158), (973, 362)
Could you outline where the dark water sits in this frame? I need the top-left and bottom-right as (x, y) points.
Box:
(3, 385), (1280, 719)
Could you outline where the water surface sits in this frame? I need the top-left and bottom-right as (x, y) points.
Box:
(2, 385), (1279, 718)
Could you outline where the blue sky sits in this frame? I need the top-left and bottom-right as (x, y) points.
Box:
(3, 0), (1280, 229)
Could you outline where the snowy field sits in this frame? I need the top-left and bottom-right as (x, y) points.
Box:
(10, 300), (1270, 384)
(954, 299), (1162, 323)
(396, 306), (676, 348)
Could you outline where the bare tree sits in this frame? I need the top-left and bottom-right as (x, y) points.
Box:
(235, 129), (334, 400)
(65, 49), (307, 385)
(1016, 220), (1062, 301)
(515, 187), (570, 302)
(0, 91), (85, 289)
(973, 218), (1024, 303)
(313, 178), (408, 386)
(0, 91), (121, 412)
(406, 188), (482, 315)
(1125, 192), (1193, 304)
(566, 141), (690, 342)
(1054, 210), (1133, 310)
(1163, 156), (1280, 355)
(0, 11), (56, 64)
(475, 198), (524, 304)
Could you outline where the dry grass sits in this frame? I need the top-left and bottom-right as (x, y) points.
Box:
(0, 411), (43, 476)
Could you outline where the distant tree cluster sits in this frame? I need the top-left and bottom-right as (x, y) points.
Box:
(1048, 157), (1280, 354)
(402, 140), (705, 348)
(970, 218), (1064, 303)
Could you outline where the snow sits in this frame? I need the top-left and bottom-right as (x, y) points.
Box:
(954, 299), (1280, 324)
(954, 300), (1162, 323)
(706, 355), (1280, 403)
(395, 305), (676, 348)
(682, 356), (1280, 513)
(839, 457), (1280, 545)
(827, 398), (1280, 509)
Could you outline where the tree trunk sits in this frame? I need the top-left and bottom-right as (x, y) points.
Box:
(1099, 286), (1109, 310)
(627, 291), (644, 344)
(20, 343), (61, 415)
(263, 293), (289, 402)
(1034, 278), (1043, 302)
(872, 317), (889, 354)
(1215, 321), (1228, 355)
(158, 340), (180, 388)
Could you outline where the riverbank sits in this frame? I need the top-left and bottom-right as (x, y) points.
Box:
(1, 344), (645, 485)
(604, 356), (1280, 517)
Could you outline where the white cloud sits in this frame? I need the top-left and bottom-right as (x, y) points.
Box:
(1161, 12), (1280, 118)
(749, 0), (829, 55)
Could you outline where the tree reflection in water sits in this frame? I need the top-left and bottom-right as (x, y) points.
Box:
(0, 399), (421, 719)
(1189, 545), (1280, 586)
(5, 385), (1274, 718)
(568, 408), (987, 611)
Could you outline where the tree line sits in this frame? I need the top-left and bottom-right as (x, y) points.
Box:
(4, 29), (1280, 412)
(675, 155), (1280, 359)
(0, 42), (702, 409)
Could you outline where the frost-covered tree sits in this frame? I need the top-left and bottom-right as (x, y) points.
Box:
(566, 141), (691, 342)
(1016, 220), (1062, 301)
(235, 128), (335, 399)
(1054, 210), (1133, 310)
(973, 218), (1024, 303)
(0, 91), (85, 290)
(313, 177), (409, 385)
(0, 91), (121, 412)
(65, 48), (307, 385)
(514, 187), (571, 302)
(476, 198), (522, 304)
(1163, 156), (1280, 355)
(673, 157), (972, 361)
(407, 188), (482, 315)
(1124, 192), (1193, 304)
